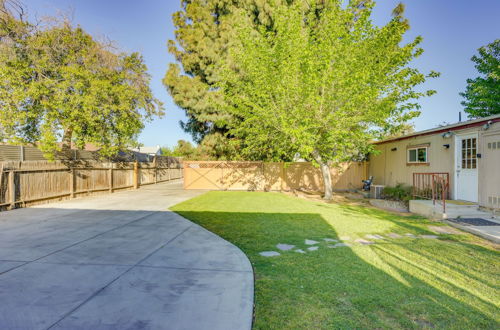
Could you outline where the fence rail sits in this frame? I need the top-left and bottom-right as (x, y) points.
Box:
(0, 159), (182, 210)
(183, 161), (368, 192)
(412, 172), (450, 213)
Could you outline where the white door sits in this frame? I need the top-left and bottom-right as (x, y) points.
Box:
(455, 133), (478, 202)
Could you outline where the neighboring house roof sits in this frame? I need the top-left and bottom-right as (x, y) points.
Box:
(375, 114), (500, 145)
(130, 145), (162, 155)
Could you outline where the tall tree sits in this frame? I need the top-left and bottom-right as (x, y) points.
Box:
(217, 0), (437, 199)
(460, 39), (500, 118)
(0, 0), (164, 159)
(164, 0), (308, 158)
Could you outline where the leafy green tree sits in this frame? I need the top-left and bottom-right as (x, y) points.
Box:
(218, 1), (437, 199)
(164, 0), (303, 158)
(162, 139), (213, 160)
(460, 39), (500, 118)
(0, 0), (164, 159)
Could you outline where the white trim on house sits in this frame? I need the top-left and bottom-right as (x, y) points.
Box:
(407, 146), (428, 164)
(376, 114), (500, 145)
(454, 132), (479, 202)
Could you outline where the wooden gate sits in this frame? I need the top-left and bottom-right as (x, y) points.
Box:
(183, 161), (368, 191)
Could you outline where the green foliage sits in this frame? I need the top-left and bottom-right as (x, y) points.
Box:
(161, 139), (215, 160)
(216, 0), (437, 197)
(172, 191), (498, 328)
(382, 183), (412, 203)
(460, 39), (500, 118)
(164, 0), (303, 158)
(0, 1), (164, 159)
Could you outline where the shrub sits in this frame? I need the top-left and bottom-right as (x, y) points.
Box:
(382, 183), (412, 203)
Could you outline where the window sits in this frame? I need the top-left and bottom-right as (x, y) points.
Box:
(461, 137), (477, 169)
(407, 147), (428, 164)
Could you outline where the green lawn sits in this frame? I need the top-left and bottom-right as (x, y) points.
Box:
(171, 191), (499, 329)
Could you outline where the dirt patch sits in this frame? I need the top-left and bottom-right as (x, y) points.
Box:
(283, 189), (369, 207)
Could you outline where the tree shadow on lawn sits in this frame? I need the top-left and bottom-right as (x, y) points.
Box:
(174, 209), (499, 329)
(338, 203), (499, 282)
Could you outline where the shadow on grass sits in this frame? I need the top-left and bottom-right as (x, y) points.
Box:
(174, 209), (499, 329)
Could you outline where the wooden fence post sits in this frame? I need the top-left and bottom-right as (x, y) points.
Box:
(183, 162), (186, 189)
(154, 159), (158, 184)
(280, 162), (285, 191)
(109, 165), (113, 193)
(70, 168), (75, 198)
(8, 170), (16, 210)
(167, 158), (171, 181)
(133, 161), (139, 189)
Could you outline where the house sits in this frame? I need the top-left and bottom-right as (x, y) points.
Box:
(130, 145), (163, 157)
(369, 114), (500, 210)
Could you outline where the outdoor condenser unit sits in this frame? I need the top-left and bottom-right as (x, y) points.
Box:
(370, 185), (385, 199)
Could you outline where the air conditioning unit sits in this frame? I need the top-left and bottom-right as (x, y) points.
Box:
(370, 185), (385, 199)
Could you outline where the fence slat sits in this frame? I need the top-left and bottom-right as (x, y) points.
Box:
(183, 161), (368, 192)
(0, 158), (182, 210)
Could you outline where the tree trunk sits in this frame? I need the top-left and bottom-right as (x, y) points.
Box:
(312, 150), (333, 200)
(61, 127), (73, 159)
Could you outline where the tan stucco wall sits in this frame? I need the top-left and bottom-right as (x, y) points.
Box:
(479, 125), (500, 209)
(369, 126), (481, 200)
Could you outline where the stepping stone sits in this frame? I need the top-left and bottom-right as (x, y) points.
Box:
(328, 243), (351, 248)
(294, 249), (306, 253)
(419, 235), (439, 239)
(276, 243), (295, 251)
(355, 239), (375, 245)
(307, 246), (319, 251)
(259, 251), (280, 257)
(323, 238), (338, 242)
(428, 226), (461, 235)
(405, 233), (416, 238)
(339, 236), (351, 241)
(305, 239), (319, 245)
(387, 233), (403, 239)
(366, 234), (384, 240)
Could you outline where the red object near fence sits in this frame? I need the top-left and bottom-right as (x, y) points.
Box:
(412, 172), (450, 213)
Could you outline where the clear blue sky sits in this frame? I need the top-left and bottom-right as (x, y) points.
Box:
(23, 0), (500, 148)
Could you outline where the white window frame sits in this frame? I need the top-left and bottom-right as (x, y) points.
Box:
(407, 146), (428, 164)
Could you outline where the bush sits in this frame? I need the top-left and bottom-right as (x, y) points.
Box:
(382, 183), (412, 203)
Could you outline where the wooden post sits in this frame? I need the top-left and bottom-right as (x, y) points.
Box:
(109, 165), (113, 193)
(280, 162), (285, 191)
(8, 171), (16, 210)
(154, 159), (158, 184)
(167, 158), (171, 181)
(133, 161), (139, 189)
(183, 162), (186, 189)
(70, 168), (75, 198)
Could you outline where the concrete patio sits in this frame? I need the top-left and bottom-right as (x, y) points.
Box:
(0, 181), (254, 330)
(410, 199), (500, 243)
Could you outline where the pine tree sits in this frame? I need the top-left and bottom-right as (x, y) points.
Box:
(164, 0), (313, 158)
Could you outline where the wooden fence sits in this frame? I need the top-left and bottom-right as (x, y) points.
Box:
(183, 161), (368, 192)
(0, 158), (183, 210)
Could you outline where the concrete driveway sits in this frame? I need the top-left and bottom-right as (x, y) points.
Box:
(0, 181), (254, 330)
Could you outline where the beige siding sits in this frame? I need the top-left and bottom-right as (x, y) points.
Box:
(479, 125), (500, 209)
(369, 127), (480, 200)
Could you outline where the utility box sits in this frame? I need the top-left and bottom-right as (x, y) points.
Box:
(370, 185), (385, 199)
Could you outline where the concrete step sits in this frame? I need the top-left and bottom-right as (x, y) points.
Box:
(409, 199), (496, 220)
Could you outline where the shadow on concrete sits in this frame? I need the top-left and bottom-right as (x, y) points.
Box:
(0, 206), (253, 330)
